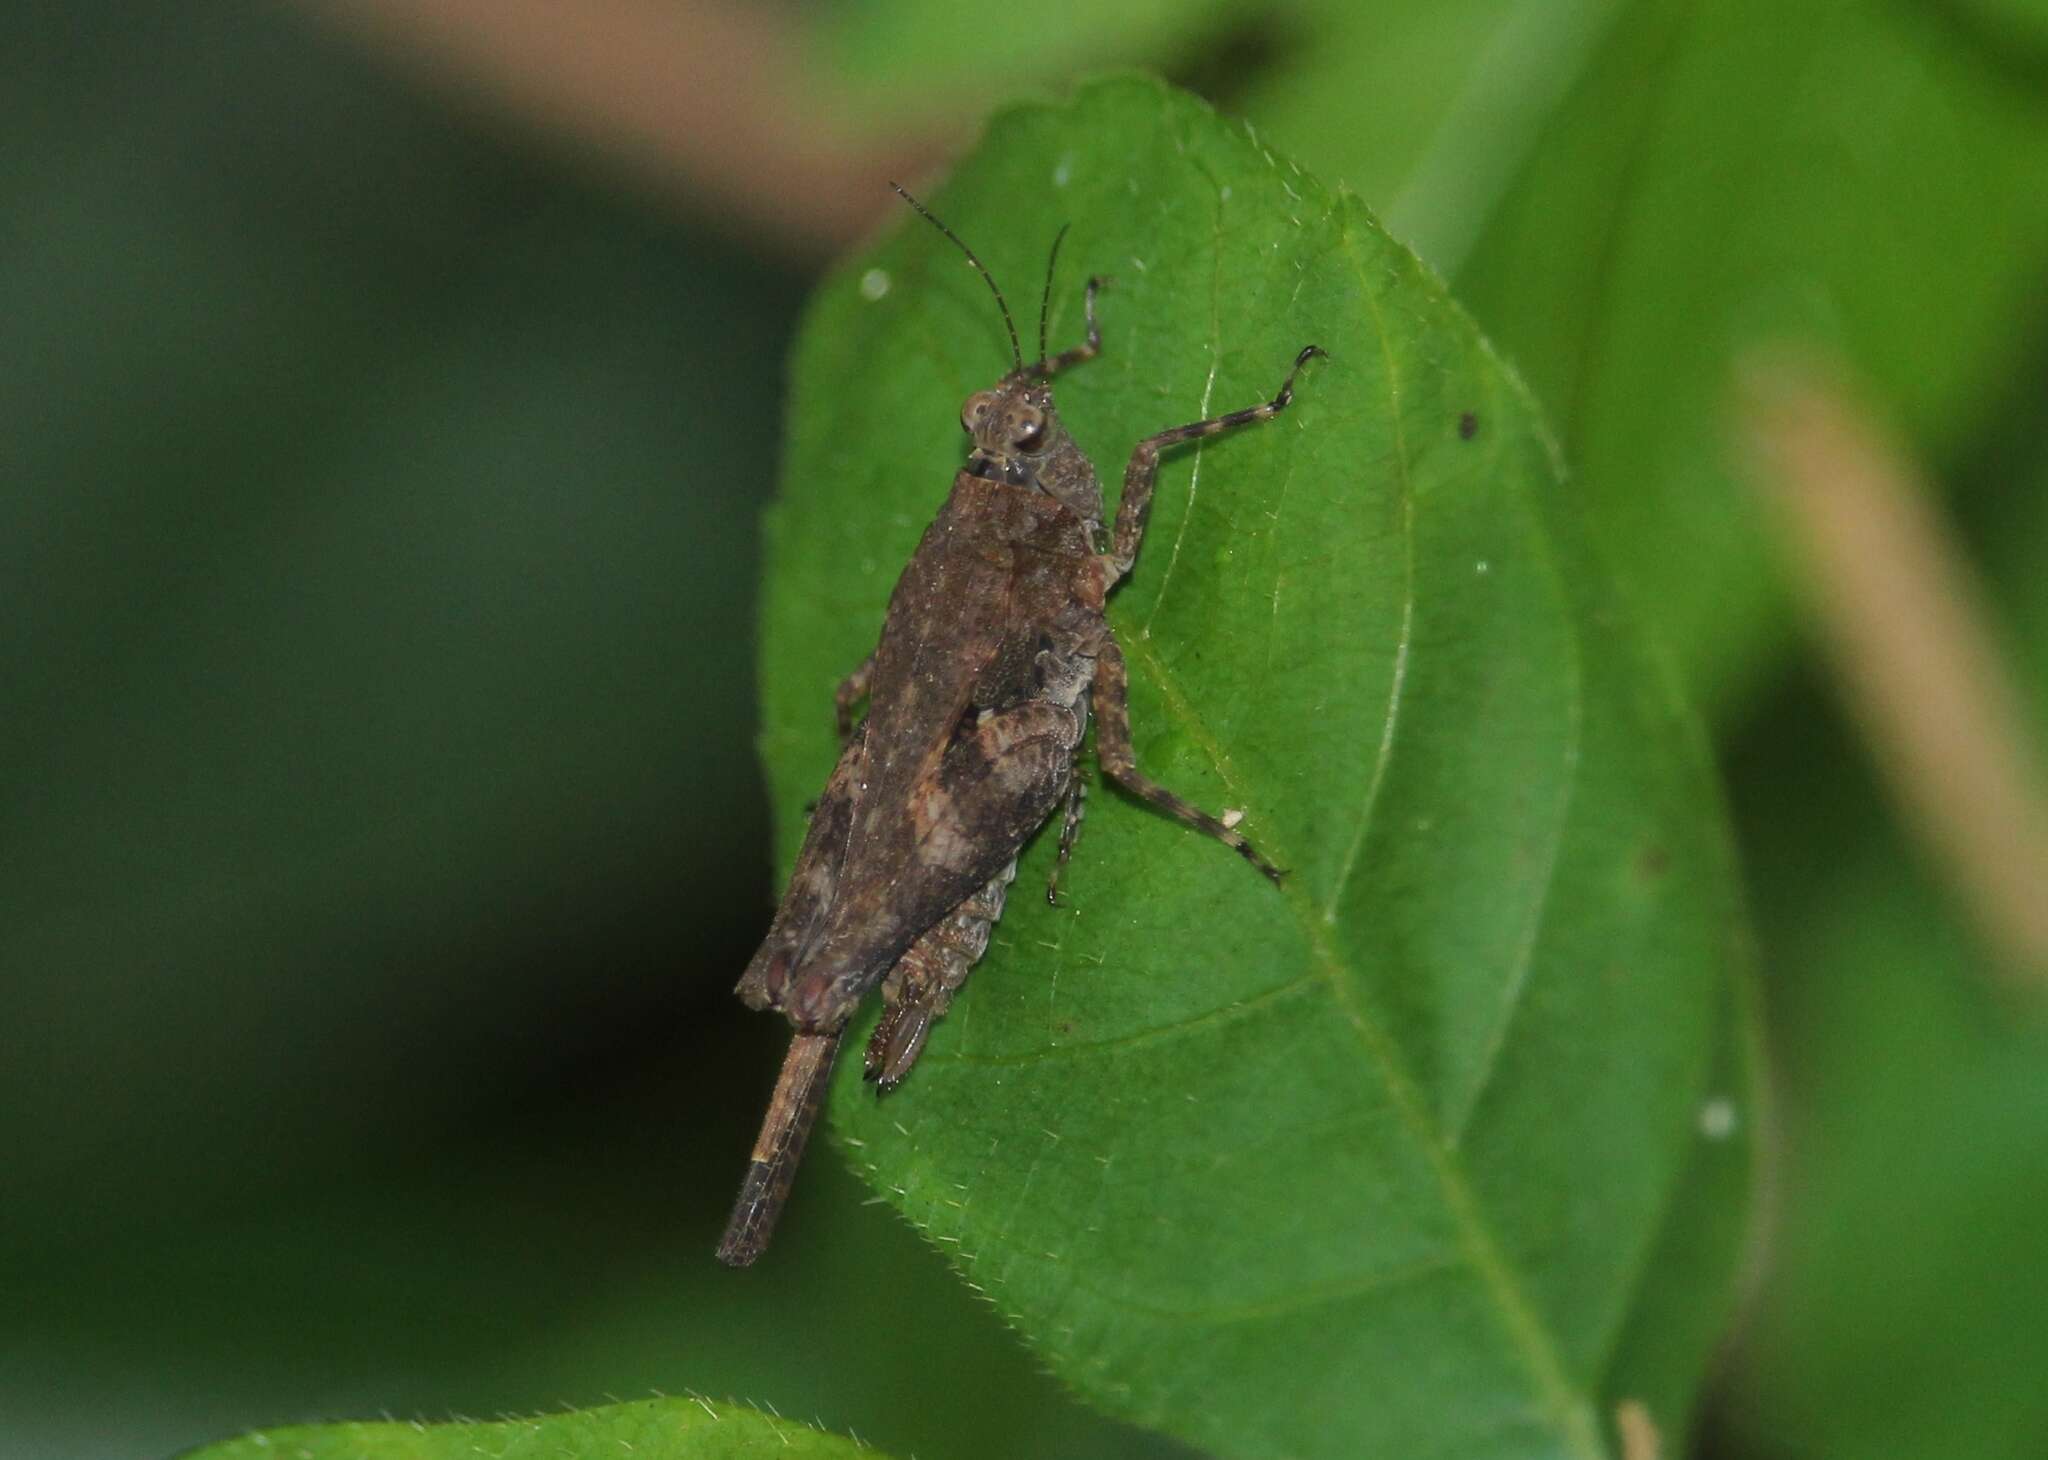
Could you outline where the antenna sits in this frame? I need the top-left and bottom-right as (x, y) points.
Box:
(1037, 223), (1071, 366)
(889, 182), (1023, 372)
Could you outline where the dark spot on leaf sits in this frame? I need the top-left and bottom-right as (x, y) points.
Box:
(1639, 845), (1670, 879)
(1458, 411), (1479, 441)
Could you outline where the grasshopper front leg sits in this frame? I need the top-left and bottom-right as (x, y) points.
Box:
(1110, 344), (1324, 578)
(1028, 274), (1107, 379)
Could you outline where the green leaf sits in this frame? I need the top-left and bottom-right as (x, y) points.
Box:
(188, 1397), (888, 1460)
(761, 76), (1755, 1459)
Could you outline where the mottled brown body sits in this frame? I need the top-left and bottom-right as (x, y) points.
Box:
(717, 193), (1321, 1266)
(739, 470), (1109, 1039)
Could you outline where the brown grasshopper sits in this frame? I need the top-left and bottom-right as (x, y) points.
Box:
(717, 186), (1322, 1266)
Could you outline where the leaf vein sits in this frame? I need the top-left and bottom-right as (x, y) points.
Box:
(1321, 274), (1416, 925)
(1074, 1250), (1466, 1330)
(914, 968), (1320, 1071)
(1136, 176), (1229, 639)
(1445, 359), (1588, 1143)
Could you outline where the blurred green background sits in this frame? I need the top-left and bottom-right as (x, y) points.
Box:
(4, 1), (2044, 1457)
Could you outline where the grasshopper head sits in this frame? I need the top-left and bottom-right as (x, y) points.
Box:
(961, 375), (1104, 526)
(961, 376), (1062, 469)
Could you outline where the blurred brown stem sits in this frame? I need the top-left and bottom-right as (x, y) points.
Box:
(1740, 354), (2048, 987)
(1614, 1400), (1661, 1460)
(298, 0), (943, 257)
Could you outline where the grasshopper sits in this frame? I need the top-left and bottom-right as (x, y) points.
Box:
(717, 187), (1322, 1266)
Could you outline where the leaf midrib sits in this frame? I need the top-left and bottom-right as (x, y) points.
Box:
(1059, 1246), (1468, 1329)
(1444, 345), (1588, 1144)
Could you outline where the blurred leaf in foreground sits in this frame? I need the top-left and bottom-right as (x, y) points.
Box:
(190, 1397), (884, 1460)
(759, 76), (1757, 1460)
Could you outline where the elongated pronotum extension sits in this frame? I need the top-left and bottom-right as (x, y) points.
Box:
(715, 1029), (844, 1267)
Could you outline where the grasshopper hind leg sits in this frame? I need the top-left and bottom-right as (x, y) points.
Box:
(865, 860), (1019, 1090)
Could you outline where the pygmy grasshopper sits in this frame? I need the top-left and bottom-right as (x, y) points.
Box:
(718, 187), (1322, 1266)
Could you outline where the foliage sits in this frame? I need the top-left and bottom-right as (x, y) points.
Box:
(9, 4), (2044, 1459)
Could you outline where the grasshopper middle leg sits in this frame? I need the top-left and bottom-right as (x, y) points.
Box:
(1091, 632), (1283, 883)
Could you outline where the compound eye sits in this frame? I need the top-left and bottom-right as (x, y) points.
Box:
(961, 391), (998, 434)
(1009, 404), (1046, 452)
